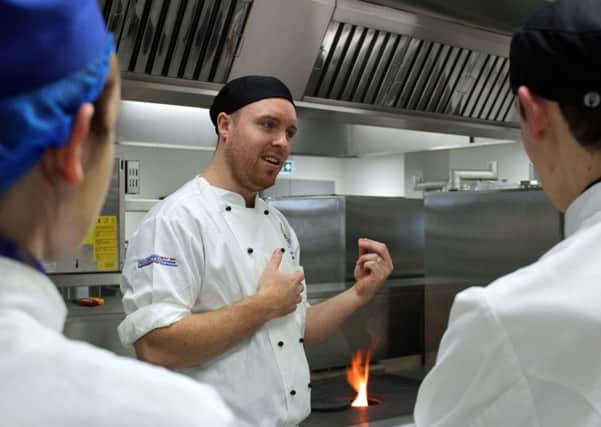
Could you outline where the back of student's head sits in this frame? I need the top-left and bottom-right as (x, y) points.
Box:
(509, 0), (601, 149)
(0, 0), (118, 194)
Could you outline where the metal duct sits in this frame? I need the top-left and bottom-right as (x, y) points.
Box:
(306, 21), (515, 123)
(100, 0), (252, 83)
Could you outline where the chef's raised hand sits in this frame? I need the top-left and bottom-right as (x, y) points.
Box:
(256, 249), (305, 319)
(352, 238), (394, 304)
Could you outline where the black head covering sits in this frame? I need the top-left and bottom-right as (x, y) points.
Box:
(510, 0), (601, 109)
(209, 75), (295, 132)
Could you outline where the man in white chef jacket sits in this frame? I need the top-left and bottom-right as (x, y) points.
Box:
(414, 0), (601, 426)
(119, 75), (394, 426)
(0, 1), (234, 426)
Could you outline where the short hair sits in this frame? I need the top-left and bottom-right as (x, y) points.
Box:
(558, 104), (601, 150)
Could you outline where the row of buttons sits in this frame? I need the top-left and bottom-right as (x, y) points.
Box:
(290, 383), (312, 396)
(224, 205), (270, 216)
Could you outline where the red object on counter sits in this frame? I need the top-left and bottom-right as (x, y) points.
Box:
(73, 297), (105, 307)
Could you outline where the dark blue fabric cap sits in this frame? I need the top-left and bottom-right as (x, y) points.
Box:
(0, 0), (109, 100)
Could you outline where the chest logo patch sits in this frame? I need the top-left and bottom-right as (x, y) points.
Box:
(137, 255), (178, 269)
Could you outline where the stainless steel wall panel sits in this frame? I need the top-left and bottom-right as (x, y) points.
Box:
(351, 31), (387, 103)
(329, 25), (365, 100)
(345, 197), (424, 281)
(268, 197), (347, 287)
(341, 28), (377, 101)
(424, 189), (562, 367)
(270, 195), (424, 287)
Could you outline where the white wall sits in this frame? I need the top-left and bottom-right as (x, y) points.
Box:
(340, 155), (405, 196)
(404, 141), (531, 198)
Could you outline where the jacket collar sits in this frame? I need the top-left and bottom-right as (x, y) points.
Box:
(0, 256), (67, 332)
(565, 182), (601, 237)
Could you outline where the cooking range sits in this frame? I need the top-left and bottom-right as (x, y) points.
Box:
(301, 374), (419, 426)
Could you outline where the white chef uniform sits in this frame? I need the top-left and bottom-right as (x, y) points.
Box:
(414, 182), (601, 426)
(119, 176), (311, 427)
(0, 256), (234, 427)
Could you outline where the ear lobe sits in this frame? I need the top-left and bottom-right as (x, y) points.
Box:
(42, 103), (94, 186)
(518, 86), (548, 143)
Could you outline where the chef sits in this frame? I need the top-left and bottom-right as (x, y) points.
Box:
(119, 75), (394, 426)
(414, 0), (601, 426)
(0, 1), (234, 425)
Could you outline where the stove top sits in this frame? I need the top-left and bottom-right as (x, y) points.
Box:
(301, 374), (420, 427)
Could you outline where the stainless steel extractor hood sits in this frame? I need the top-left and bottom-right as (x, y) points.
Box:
(101, 0), (533, 145)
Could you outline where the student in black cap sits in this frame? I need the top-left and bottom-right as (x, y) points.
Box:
(414, 1), (601, 425)
(0, 1), (234, 426)
(119, 75), (394, 426)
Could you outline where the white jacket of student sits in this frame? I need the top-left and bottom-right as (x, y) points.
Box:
(414, 182), (601, 426)
(0, 256), (235, 427)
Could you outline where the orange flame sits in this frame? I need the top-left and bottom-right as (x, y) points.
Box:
(346, 349), (371, 407)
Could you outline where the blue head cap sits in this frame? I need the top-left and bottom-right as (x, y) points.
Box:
(0, 0), (115, 193)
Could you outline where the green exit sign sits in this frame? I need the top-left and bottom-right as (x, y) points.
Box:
(280, 160), (294, 174)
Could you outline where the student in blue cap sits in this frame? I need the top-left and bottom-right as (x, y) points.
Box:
(414, 0), (601, 426)
(0, 1), (234, 425)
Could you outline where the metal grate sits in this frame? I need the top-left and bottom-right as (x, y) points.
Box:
(100, 0), (252, 83)
(306, 21), (516, 123)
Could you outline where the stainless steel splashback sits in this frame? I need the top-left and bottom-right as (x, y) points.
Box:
(268, 195), (424, 289)
(424, 189), (562, 367)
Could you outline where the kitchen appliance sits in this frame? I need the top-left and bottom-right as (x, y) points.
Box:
(423, 188), (563, 367)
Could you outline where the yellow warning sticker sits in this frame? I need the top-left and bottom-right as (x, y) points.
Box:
(93, 216), (118, 271)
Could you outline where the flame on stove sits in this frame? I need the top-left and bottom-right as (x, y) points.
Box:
(346, 348), (371, 407)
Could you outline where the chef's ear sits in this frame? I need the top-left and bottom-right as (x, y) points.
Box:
(216, 112), (233, 141)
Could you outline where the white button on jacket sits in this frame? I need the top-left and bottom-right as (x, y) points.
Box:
(120, 176), (311, 427)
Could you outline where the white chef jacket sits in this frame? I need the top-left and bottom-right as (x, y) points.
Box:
(119, 176), (311, 427)
(414, 182), (601, 427)
(0, 256), (234, 427)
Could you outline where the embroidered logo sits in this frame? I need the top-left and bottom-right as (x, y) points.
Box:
(137, 255), (178, 269)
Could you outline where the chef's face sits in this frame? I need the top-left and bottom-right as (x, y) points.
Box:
(222, 98), (297, 192)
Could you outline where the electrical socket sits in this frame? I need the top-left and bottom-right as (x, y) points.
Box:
(125, 160), (140, 194)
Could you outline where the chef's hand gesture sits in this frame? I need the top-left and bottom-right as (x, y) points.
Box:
(256, 249), (305, 319)
(353, 238), (394, 304)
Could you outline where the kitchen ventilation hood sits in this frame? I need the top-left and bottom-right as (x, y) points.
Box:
(101, 0), (525, 143)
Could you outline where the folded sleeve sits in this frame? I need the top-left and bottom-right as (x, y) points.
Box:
(118, 214), (204, 347)
(414, 286), (536, 427)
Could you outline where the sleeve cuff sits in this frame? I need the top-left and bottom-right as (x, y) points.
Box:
(118, 302), (190, 347)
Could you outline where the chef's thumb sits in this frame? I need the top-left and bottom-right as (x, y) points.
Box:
(268, 248), (284, 270)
